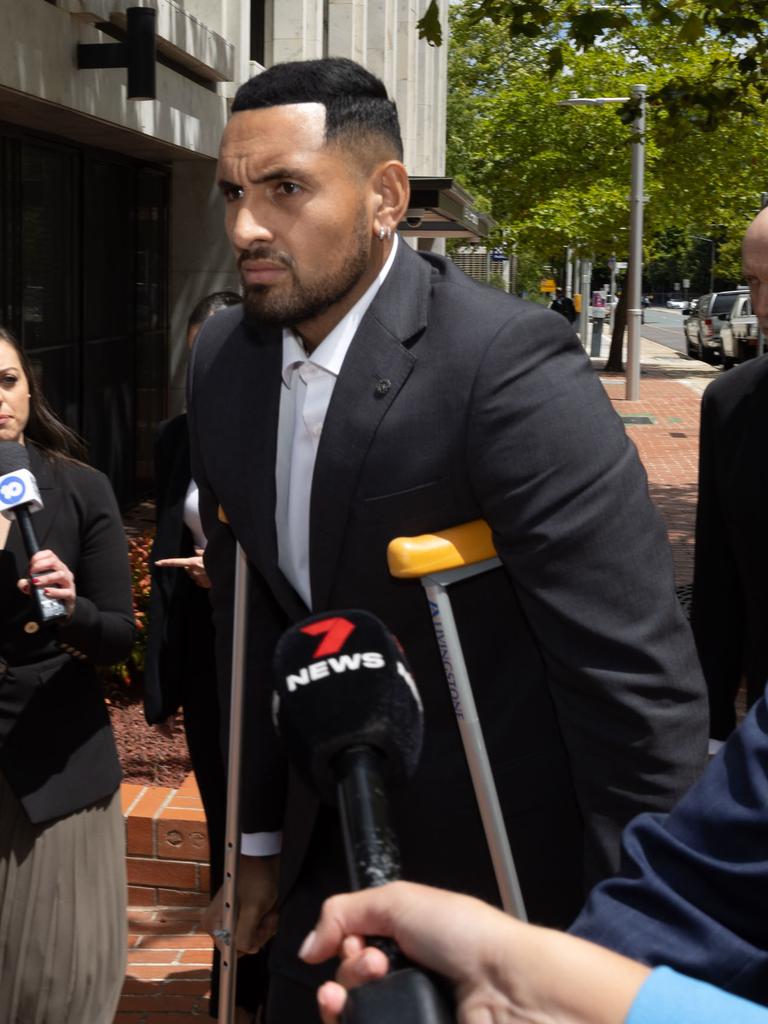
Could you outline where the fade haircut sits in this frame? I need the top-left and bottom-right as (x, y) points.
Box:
(231, 57), (404, 165)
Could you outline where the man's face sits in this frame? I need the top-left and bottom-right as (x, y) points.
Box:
(217, 103), (374, 338)
(743, 212), (768, 335)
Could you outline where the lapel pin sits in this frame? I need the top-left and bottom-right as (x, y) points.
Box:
(374, 378), (391, 397)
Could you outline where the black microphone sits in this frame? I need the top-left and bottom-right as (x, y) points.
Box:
(0, 441), (68, 624)
(273, 609), (453, 1024)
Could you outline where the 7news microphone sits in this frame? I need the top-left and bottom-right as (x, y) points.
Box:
(273, 609), (453, 1024)
(0, 440), (68, 624)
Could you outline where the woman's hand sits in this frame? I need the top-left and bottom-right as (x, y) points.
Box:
(18, 549), (77, 619)
(155, 547), (211, 588)
(300, 881), (650, 1024)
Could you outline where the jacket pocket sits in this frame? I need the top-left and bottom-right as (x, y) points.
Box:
(354, 478), (452, 524)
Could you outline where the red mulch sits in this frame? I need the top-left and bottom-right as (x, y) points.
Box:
(105, 679), (192, 788)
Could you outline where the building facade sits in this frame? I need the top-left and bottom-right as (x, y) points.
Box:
(0, 0), (448, 502)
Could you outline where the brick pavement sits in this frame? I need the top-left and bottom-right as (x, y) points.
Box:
(115, 333), (721, 1021)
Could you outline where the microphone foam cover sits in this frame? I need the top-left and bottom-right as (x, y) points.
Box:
(273, 609), (424, 804)
(0, 441), (30, 475)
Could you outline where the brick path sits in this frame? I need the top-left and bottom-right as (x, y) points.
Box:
(597, 338), (719, 587)
(115, 334), (721, 1021)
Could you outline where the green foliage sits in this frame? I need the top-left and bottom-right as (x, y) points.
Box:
(425, 0), (768, 130)
(103, 530), (153, 689)
(446, 1), (768, 291)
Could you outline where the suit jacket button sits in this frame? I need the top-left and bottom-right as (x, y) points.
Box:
(23, 621), (40, 634)
(375, 378), (391, 396)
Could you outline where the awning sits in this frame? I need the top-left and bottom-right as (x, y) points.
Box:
(400, 177), (495, 239)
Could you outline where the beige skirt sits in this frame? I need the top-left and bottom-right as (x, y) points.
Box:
(0, 771), (127, 1024)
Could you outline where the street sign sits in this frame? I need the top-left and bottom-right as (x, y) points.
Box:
(539, 278), (556, 293)
(682, 278), (690, 289)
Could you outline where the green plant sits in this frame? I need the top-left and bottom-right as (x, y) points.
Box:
(108, 529), (154, 689)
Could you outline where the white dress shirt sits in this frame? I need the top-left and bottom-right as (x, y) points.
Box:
(242, 236), (399, 857)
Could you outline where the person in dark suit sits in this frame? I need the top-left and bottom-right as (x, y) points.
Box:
(145, 291), (268, 1022)
(188, 58), (708, 1020)
(0, 325), (134, 1023)
(550, 287), (577, 323)
(691, 208), (768, 741)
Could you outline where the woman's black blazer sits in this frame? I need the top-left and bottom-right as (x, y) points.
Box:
(0, 444), (134, 824)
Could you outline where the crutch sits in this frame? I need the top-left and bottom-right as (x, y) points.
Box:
(214, 534), (251, 1024)
(387, 519), (527, 921)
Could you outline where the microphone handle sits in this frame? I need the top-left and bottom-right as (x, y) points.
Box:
(342, 969), (454, 1024)
(14, 505), (69, 624)
(335, 745), (402, 892)
(334, 747), (456, 1023)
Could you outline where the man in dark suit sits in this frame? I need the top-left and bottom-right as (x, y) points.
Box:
(691, 207), (768, 741)
(188, 57), (708, 1020)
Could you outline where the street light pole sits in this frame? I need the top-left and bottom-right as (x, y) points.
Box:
(558, 86), (646, 400)
(691, 234), (715, 294)
(626, 84), (646, 401)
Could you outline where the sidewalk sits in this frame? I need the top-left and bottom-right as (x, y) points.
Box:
(115, 332), (721, 1022)
(592, 334), (720, 588)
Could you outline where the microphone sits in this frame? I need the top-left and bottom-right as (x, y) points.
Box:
(273, 610), (453, 1024)
(0, 441), (68, 624)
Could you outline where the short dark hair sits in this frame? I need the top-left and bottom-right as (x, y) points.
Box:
(231, 58), (403, 162)
(187, 291), (242, 330)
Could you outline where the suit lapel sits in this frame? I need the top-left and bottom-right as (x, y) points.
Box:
(203, 324), (307, 619)
(25, 445), (61, 552)
(309, 243), (431, 609)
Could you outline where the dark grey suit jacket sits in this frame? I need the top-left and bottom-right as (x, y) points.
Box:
(188, 242), (708, 936)
(0, 444), (134, 823)
(692, 355), (768, 738)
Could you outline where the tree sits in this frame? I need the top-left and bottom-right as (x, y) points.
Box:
(421, 0), (768, 130)
(445, 3), (768, 297)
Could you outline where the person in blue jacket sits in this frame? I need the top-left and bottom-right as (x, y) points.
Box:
(570, 679), (768, 1005)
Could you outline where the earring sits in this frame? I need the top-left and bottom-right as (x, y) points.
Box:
(377, 226), (392, 241)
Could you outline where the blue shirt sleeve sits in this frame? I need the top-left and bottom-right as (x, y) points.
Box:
(627, 968), (768, 1024)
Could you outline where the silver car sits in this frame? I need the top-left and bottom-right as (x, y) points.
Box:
(684, 288), (749, 364)
(721, 293), (759, 368)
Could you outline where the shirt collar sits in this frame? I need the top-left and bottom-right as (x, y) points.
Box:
(281, 234), (399, 386)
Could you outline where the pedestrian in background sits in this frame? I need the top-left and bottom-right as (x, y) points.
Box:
(550, 287), (577, 323)
(691, 206), (768, 741)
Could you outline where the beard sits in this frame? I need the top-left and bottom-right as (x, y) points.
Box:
(240, 207), (371, 329)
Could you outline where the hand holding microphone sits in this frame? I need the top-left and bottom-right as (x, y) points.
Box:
(0, 441), (70, 624)
(272, 609), (453, 1024)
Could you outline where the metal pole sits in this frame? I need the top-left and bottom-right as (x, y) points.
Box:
(423, 577), (527, 920)
(609, 254), (617, 332)
(709, 241), (715, 294)
(565, 246), (573, 298)
(579, 259), (591, 348)
(216, 543), (251, 1024)
(626, 84), (646, 401)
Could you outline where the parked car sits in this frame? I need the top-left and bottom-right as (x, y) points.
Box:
(666, 297), (688, 309)
(684, 288), (749, 364)
(721, 293), (759, 368)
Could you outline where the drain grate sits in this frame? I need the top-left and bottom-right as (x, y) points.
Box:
(620, 415), (654, 425)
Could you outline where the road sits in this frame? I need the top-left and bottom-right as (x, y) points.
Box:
(640, 306), (686, 354)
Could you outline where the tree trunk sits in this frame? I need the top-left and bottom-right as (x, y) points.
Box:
(604, 278), (627, 372)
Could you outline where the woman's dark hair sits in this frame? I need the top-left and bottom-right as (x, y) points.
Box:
(187, 291), (243, 331)
(0, 326), (88, 461)
(232, 57), (403, 162)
